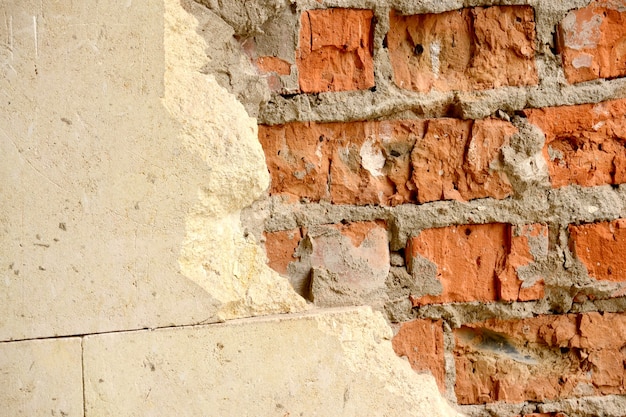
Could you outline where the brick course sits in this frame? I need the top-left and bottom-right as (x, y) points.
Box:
(454, 312), (626, 404)
(405, 223), (546, 305)
(388, 6), (537, 93)
(558, 1), (626, 83)
(525, 98), (626, 188)
(297, 8), (375, 93)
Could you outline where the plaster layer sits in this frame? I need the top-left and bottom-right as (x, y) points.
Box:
(0, 337), (83, 416)
(83, 306), (462, 417)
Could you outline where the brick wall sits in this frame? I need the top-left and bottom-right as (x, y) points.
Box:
(250, 1), (626, 415)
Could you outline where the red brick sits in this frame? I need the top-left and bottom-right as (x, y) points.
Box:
(525, 98), (626, 188)
(570, 219), (626, 284)
(256, 56), (291, 76)
(411, 118), (515, 203)
(392, 319), (446, 392)
(265, 229), (303, 275)
(454, 312), (626, 404)
(260, 118), (514, 205)
(297, 8), (375, 93)
(258, 123), (331, 201)
(329, 120), (423, 205)
(388, 6), (537, 93)
(558, 1), (626, 83)
(406, 223), (547, 305)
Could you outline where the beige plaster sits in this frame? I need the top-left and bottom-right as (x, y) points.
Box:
(0, 337), (83, 416)
(0, 0), (303, 342)
(84, 306), (462, 417)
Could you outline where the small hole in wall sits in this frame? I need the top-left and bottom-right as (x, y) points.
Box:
(465, 228), (472, 236)
(515, 16), (522, 23)
(414, 44), (424, 56)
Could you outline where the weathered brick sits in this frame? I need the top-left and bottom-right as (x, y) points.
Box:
(297, 8), (375, 93)
(265, 228), (303, 275)
(411, 118), (515, 204)
(259, 118), (514, 205)
(258, 123), (331, 201)
(525, 98), (626, 188)
(329, 120), (423, 205)
(392, 319), (446, 392)
(454, 312), (626, 404)
(388, 6), (537, 93)
(558, 1), (626, 83)
(306, 221), (390, 307)
(406, 223), (547, 305)
(256, 56), (291, 75)
(570, 219), (626, 283)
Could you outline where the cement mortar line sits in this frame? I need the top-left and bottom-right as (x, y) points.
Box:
(413, 296), (626, 327)
(263, 185), (626, 238)
(258, 78), (626, 125)
(459, 394), (626, 417)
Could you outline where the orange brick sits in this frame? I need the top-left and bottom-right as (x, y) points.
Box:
(265, 229), (303, 275)
(558, 1), (626, 83)
(570, 219), (626, 283)
(256, 56), (291, 75)
(525, 98), (626, 188)
(411, 118), (515, 204)
(406, 223), (547, 305)
(297, 8), (375, 93)
(392, 319), (446, 392)
(259, 118), (515, 205)
(388, 6), (537, 93)
(258, 123), (331, 201)
(454, 312), (626, 404)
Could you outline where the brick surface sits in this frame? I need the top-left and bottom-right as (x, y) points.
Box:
(570, 219), (626, 283)
(558, 1), (626, 83)
(406, 223), (547, 305)
(260, 118), (514, 205)
(388, 6), (537, 93)
(525, 98), (626, 188)
(265, 228), (303, 275)
(297, 8), (375, 93)
(392, 319), (446, 392)
(454, 312), (626, 404)
(411, 118), (515, 203)
(307, 221), (390, 307)
(259, 122), (331, 201)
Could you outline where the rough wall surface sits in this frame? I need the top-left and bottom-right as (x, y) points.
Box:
(0, 0), (463, 415)
(252, 0), (626, 415)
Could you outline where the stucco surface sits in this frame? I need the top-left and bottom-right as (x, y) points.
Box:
(84, 306), (462, 417)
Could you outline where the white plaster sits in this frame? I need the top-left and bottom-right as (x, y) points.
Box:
(561, 12), (603, 51)
(430, 41), (441, 78)
(359, 137), (386, 177)
(572, 53), (593, 69)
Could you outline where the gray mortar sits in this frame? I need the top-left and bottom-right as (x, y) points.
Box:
(187, 1), (272, 117)
(538, 395), (626, 416)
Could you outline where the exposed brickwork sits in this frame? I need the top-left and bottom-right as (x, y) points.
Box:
(558, 1), (626, 83)
(454, 312), (626, 404)
(411, 118), (515, 204)
(406, 223), (547, 305)
(256, 2), (626, 414)
(569, 219), (626, 283)
(392, 319), (446, 392)
(387, 6), (537, 93)
(265, 228), (302, 275)
(297, 8), (375, 93)
(525, 98), (626, 188)
(259, 118), (515, 205)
